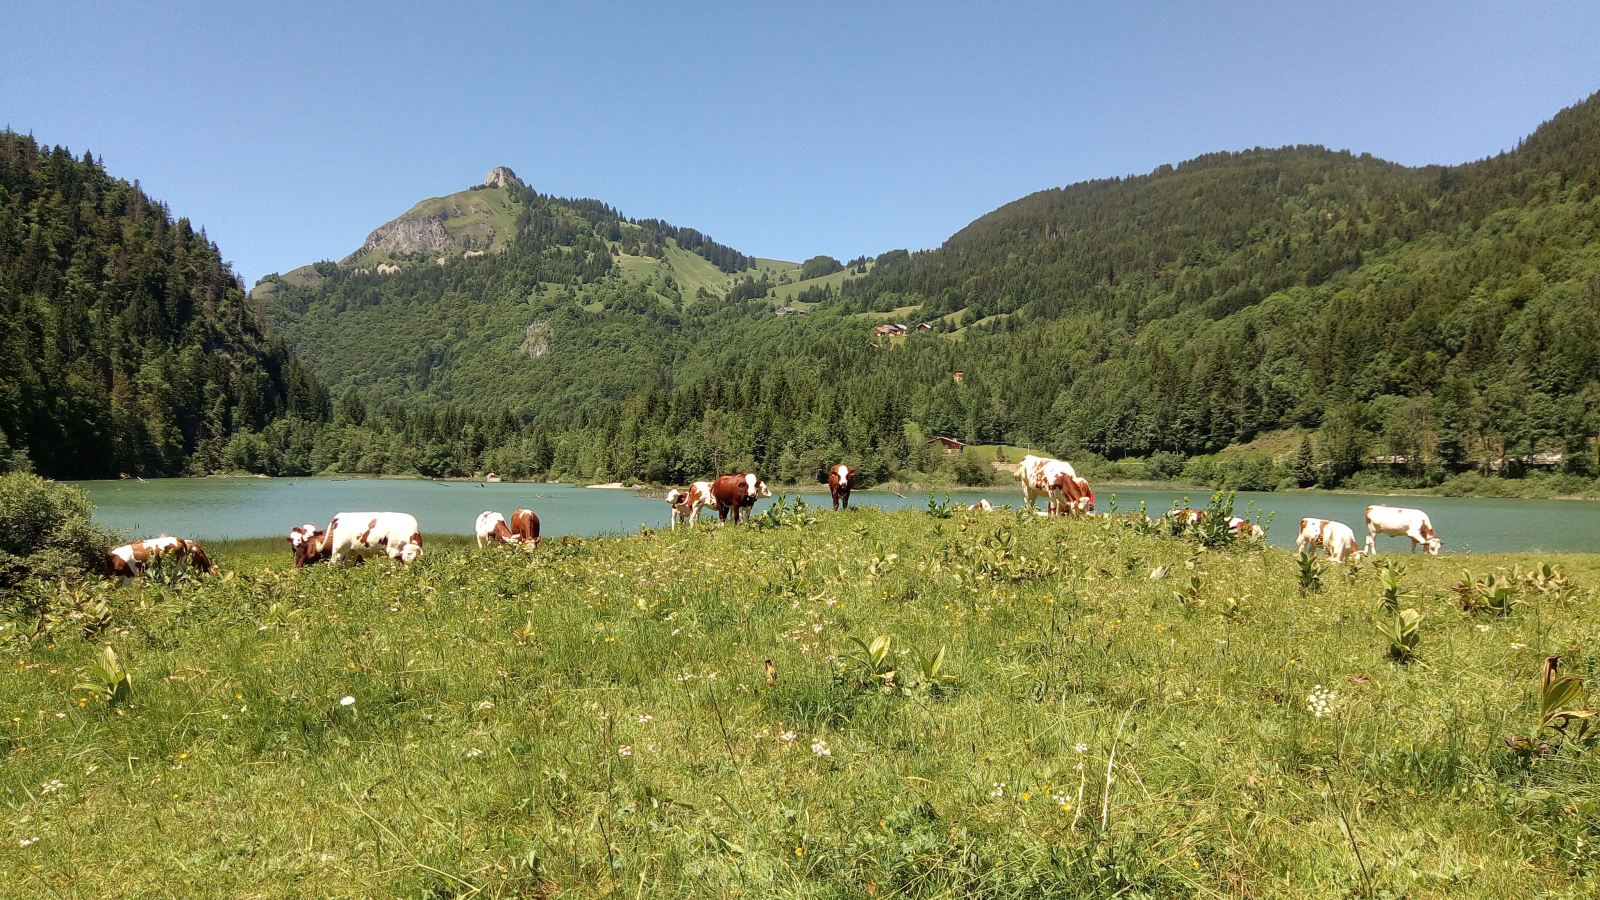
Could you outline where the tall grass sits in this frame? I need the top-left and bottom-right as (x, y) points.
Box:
(2, 509), (1597, 897)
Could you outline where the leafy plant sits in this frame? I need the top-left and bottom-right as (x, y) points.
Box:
(73, 644), (133, 706)
(909, 645), (958, 697)
(1505, 656), (1597, 759)
(843, 634), (897, 693)
(1458, 571), (1519, 616)
(925, 490), (957, 519)
(1521, 563), (1574, 604)
(1172, 574), (1205, 607)
(1296, 551), (1325, 595)
(1376, 561), (1411, 613)
(1375, 608), (1423, 663)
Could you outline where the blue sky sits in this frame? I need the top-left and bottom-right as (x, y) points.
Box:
(3, 1), (1597, 286)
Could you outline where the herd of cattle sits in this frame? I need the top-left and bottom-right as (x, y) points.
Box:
(98, 455), (1443, 583)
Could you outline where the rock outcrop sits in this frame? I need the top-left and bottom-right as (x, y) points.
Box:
(345, 215), (453, 262)
(485, 166), (522, 189)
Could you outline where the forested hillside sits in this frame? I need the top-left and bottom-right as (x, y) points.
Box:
(257, 91), (1600, 490)
(0, 134), (329, 478)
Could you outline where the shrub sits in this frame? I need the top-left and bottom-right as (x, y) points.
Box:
(952, 453), (996, 486)
(1145, 451), (1185, 481)
(0, 473), (117, 589)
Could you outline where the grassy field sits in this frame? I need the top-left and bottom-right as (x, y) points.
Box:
(4, 506), (1599, 898)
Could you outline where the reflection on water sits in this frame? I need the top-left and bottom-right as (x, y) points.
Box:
(67, 477), (1599, 555)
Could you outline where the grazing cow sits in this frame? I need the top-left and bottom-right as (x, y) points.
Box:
(828, 465), (858, 510)
(475, 511), (516, 548)
(1225, 516), (1265, 539)
(328, 512), (423, 565)
(968, 499), (995, 512)
(1167, 508), (1205, 526)
(1297, 518), (1362, 563)
(287, 523), (332, 568)
(1364, 506), (1441, 556)
(105, 536), (218, 584)
(1046, 471), (1095, 515)
(509, 508), (541, 548)
(1015, 455), (1077, 514)
(666, 482), (714, 529)
(709, 473), (772, 524)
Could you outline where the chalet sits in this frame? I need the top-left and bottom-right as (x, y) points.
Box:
(774, 306), (806, 316)
(927, 437), (966, 452)
(952, 370), (965, 383)
(916, 322), (934, 331)
(874, 323), (908, 336)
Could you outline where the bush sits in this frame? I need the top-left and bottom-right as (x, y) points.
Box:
(1145, 451), (1185, 481)
(952, 453), (997, 486)
(0, 473), (116, 589)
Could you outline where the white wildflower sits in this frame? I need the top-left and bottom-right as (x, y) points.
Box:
(1074, 742), (1088, 753)
(339, 696), (355, 707)
(466, 748), (482, 758)
(40, 780), (62, 794)
(779, 730), (797, 745)
(618, 745), (633, 757)
(477, 701), (494, 710)
(1306, 685), (1336, 718)
(811, 738), (831, 757)
(989, 781), (1006, 799)
(638, 714), (652, 723)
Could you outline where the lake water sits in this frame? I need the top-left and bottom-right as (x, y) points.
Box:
(64, 477), (1600, 555)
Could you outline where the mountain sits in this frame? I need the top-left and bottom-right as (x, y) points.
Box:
(254, 91), (1600, 490)
(0, 133), (330, 479)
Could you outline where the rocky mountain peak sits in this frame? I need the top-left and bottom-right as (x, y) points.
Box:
(485, 166), (522, 189)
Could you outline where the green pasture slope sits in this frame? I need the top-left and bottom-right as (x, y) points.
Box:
(4, 508), (1600, 897)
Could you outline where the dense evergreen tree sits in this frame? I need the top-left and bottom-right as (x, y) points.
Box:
(0, 133), (329, 478)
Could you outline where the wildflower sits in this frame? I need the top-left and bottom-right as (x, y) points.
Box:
(477, 701), (494, 710)
(795, 846), (804, 857)
(40, 780), (62, 794)
(989, 781), (1006, 799)
(1021, 791), (1031, 801)
(1074, 742), (1088, 753)
(618, 745), (633, 757)
(1510, 642), (1530, 650)
(811, 738), (832, 757)
(1475, 624), (1491, 633)
(466, 748), (483, 758)
(779, 730), (797, 745)
(19, 838), (37, 847)
(648, 742), (660, 752)
(340, 696), (355, 707)
(1306, 685), (1336, 718)
(1053, 790), (1070, 810)
(638, 714), (652, 723)
(84, 764), (97, 775)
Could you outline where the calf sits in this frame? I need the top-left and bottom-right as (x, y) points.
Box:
(475, 511), (516, 548)
(1365, 506), (1441, 555)
(666, 482), (715, 529)
(509, 508), (541, 548)
(1297, 518), (1362, 563)
(709, 473), (771, 524)
(105, 536), (218, 584)
(287, 523), (332, 567)
(828, 465), (858, 510)
(328, 512), (423, 565)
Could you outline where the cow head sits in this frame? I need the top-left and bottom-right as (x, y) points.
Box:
(185, 540), (220, 575)
(751, 476), (772, 500)
(400, 534), (423, 563)
(1424, 536), (1442, 555)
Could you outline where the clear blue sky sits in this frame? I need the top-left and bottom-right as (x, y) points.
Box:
(3, 1), (1597, 286)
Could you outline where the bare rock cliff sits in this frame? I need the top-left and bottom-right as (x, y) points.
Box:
(485, 166), (522, 189)
(343, 216), (453, 262)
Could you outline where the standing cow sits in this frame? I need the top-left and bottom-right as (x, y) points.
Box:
(828, 465), (858, 510)
(1297, 518), (1363, 563)
(1364, 506), (1441, 555)
(709, 473), (772, 524)
(666, 482), (715, 529)
(475, 511), (516, 548)
(509, 508), (541, 548)
(328, 512), (423, 565)
(1015, 455), (1078, 515)
(1046, 471), (1095, 516)
(287, 523), (332, 567)
(105, 536), (218, 584)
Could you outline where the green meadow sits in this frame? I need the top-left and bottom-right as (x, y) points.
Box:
(3, 505), (1599, 898)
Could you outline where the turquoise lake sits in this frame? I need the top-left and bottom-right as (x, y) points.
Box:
(66, 477), (1600, 555)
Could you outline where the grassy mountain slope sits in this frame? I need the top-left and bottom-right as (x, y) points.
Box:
(252, 91), (1600, 490)
(0, 133), (330, 478)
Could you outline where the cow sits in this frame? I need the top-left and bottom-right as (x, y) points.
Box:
(1015, 455), (1076, 514)
(1046, 471), (1095, 515)
(828, 465), (858, 511)
(509, 508), (541, 549)
(1297, 518), (1362, 563)
(967, 499), (995, 512)
(475, 511), (516, 548)
(287, 523), (332, 568)
(666, 482), (715, 529)
(105, 536), (218, 584)
(1225, 516), (1265, 539)
(1365, 506), (1441, 556)
(327, 512), (423, 565)
(709, 473), (772, 524)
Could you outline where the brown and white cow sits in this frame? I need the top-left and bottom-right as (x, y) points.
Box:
(509, 508), (541, 548)
(1016, 454), (1078, 514)
(287, 523), (333, 568)
(1046, 471), (1095, 515)
(1364, 506), (1441, 556)
(1297, 517), (1362, 563)
(666, 482), (715, 529)
(1225, 516), (1266, 539)
(828, 465), (858, 511)
(475, 511), (516, 548)
(967, 499), (995, 512)
(105, 536), (218, 584)
(709, 473), (772, 524)
(328, 512), (423, 565)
